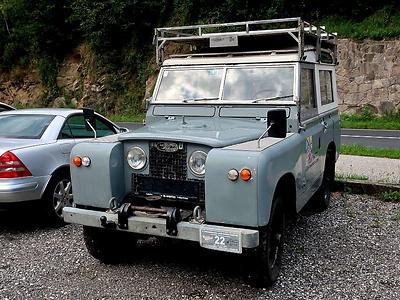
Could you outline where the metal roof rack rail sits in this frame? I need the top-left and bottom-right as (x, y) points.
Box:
(154, 17), (337, 65)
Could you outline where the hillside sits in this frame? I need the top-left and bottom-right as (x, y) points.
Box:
(0, 0), (399, 116)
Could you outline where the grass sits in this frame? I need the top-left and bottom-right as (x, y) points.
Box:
(392, 210), (400, 222)
(340, 144), (400, 159)
(341, 112), (400, 130)
(107, 113), (146, 123)
(381, 191), (400, 203)
(336, 173), (369, 181)
(323, 7), (400, 40)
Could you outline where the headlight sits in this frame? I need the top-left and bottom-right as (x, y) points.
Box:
(127, 147), (147, 170)
(188, 150), (207, 176)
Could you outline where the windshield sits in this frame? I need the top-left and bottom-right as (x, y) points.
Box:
(223, 67), (294, 101)
(156, 68), (223, 102)
(155, 66), (294, 103)
(0, 114), (55, 139)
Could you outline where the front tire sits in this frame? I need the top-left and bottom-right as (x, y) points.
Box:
(83, 226), (138, 263)
(247, 195), (285, 287)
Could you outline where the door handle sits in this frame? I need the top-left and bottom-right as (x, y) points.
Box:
(321, 121), (328, 133)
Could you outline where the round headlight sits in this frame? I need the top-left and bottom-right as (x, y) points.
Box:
(127, 147), (147, 170)
(188, 150), (207, 176)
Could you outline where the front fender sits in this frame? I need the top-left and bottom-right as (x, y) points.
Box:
(205, 149), (260, 227)
(70, 141), (124, 209)
(205, 135), (301, 228)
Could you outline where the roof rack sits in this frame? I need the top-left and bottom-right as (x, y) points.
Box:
(154, 17), (337, 65)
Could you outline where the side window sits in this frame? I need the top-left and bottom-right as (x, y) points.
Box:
(67, 115), (95, 138)
(59, 122), (74, 139)
(300, 68), (317, 120)
(95, 117), (116, 137)
(319, 70), (334, 105)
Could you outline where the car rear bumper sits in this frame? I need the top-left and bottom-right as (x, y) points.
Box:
(63, 207), (260, 253)
(0, 176), (51, 203)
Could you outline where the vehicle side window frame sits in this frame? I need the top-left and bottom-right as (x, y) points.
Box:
(94, 115), (118, 137)
(58, 118), (74, 140)
(63, 114), (95, 139)
(315, 65), (338, 113)
(299, 64), (318, 121)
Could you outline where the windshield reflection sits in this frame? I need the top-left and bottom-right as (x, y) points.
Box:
(156, 69), (223, 102)
(223, 67), (294, 101)
(155, 66), (294, 103)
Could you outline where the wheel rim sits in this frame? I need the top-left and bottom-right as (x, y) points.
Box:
(52, 179), (73, 218)
(268, 207), (284, 269)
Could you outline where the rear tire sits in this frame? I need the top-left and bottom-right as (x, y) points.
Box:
(42, 172), (73, 226)
(310, 153), (335, 212)
(247, 195), (285, 287)
(83, 226), (138, 263)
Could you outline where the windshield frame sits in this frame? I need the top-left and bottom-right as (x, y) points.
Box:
(152, 63), (298, 105)
(0, 114), (56, 139)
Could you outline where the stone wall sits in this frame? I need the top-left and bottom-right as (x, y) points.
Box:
(337, 39), (400, 114)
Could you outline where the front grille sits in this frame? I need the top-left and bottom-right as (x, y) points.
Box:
(149, 142), (187, 180)
(132, 174), (205, 203)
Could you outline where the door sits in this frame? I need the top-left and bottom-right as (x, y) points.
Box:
(316, 68), (338, 158)
(299, 66), (323, 200)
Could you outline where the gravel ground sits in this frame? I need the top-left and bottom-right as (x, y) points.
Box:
(0, 193), (399, 300)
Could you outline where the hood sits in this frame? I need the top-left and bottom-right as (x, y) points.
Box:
(118, 118), (266, 147)
(0, 139), (51, 155)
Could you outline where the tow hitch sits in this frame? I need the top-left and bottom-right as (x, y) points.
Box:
(100, 202), (183, 236)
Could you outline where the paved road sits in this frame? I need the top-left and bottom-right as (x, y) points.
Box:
(341, 129), (400, 149)
(117, 122), (400, 149)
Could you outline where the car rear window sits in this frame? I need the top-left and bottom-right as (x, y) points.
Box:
(0, 114), (55, 139)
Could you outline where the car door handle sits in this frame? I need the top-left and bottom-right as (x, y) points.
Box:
(321, 121), (328, 133)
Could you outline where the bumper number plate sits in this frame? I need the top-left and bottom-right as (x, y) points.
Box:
(199, 227), (242, 254)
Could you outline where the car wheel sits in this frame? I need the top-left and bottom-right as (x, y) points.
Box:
(83, 226), (138, 263)
(43, 173), (74, 225)
(310, 154), (335, 212)
(247, 195), (285, 287)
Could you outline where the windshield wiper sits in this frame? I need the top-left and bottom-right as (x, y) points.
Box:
(182, 97), (219, 103)
(252, 94), (294, 103)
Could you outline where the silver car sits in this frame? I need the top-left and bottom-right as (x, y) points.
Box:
(0, 102), (15, 112)
(0, 108), (127, 223)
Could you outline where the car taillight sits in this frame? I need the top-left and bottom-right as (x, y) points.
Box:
(0, 151), (32, 178)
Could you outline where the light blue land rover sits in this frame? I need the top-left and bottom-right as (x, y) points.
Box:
(64, 18), (340, 286)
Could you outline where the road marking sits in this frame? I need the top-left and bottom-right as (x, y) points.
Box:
(341, 128), (400, 132)
(341, 134), (400, 140)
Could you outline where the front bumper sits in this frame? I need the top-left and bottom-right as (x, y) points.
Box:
(63, 207), (260, 253)
(0, 176), (50, 203)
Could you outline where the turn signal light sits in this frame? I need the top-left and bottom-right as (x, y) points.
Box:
(240, 168), (252, 181)
(72, 156), (82, 167)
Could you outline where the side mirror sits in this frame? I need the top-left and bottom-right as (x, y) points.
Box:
(118, 127), (129, 133)
(145, 97), (152, 110)
(267, 109), (287, 138)
(83, 108), (96, 131)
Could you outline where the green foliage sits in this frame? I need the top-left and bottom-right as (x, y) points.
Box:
(323, 6), (400, 40)
(381, 191), (400, 203)
(0, 0), (400, 113)
(340, 145), (400, 159)
(341, 108), (400, 130)
(107, 113), (146, 123)
(38, 56), (59, 88)
(335, 174), (369, 181)
(392, 210), (400, 221)
(0, 0), (74, 68)
(70, 0), (166, 70)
